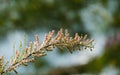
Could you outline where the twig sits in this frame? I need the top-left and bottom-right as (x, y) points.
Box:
(0, 28), (94, 75)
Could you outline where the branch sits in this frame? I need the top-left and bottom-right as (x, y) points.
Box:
(0, 28), (94, 75)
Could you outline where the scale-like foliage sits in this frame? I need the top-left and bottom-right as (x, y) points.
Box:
(0, 29), (94, 75)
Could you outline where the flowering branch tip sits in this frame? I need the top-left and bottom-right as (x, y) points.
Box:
(0, 28), (94, 75)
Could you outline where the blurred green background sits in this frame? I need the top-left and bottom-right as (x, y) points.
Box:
(0, 0), (120, 75)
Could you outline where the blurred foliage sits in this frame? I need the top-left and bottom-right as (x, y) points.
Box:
(0, 0), (120, 75)
(102, 31), (120, 68)
(0, 0), (90, 34)
(0, 0), (90, 60)
(33, 57), (50, 75)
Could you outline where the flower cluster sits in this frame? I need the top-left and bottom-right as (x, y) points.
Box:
(0, 28), (94, 75)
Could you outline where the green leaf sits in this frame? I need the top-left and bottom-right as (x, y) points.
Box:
(19, 41), (22, 53)
(24, 33), (27, 48)
(13, 69), (18, 74)
(22, 63), (28, 66)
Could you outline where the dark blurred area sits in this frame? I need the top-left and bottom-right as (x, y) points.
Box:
(0, 0), (120, 75)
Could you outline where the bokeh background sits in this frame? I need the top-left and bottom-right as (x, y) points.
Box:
(0, 0), (120, 75)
